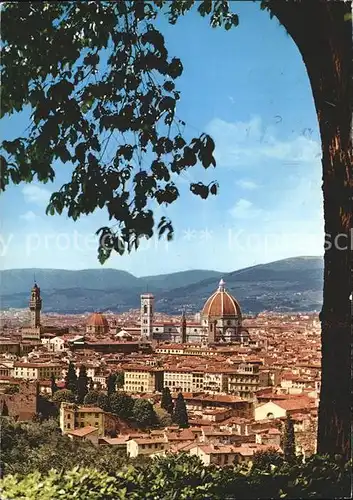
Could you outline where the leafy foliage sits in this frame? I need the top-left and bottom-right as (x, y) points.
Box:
(37, 394), (58, 420)
(0, 1), (240, 262)
(96, 393), (110, 413)
(132, 399), (157, 428)
(0, 417), (146, 479)
(1, 451), (351, 499)
(251, 448), (284, 472)
(154, 406), (173, 428)
(109, 392), (134, 420)
(83, 390), (101, 406)
(172, 392), (188, 428)
(52, 389), (75, 404)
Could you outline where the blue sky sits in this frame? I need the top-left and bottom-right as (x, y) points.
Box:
(0, 3), (323, 275)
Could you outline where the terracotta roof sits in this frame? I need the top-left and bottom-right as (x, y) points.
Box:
(202, 280), (242, 318)
(67, 426), (98, 437)
(100, 436), (129, 445)
(86, 313), (109, 328)
(275, 398), (314, 411)
(131, 438), (166, 445)
(14, 362), (62, 368)
(77, 406), (104, 413)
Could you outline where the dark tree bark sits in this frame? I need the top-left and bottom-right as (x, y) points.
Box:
(269, 0), (352, 459)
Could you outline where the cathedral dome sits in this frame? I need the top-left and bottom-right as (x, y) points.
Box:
(86, 312), (109, 329)
(202, 279), (242, 318)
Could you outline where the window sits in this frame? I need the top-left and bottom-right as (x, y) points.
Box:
(67, 423), (71, 429)
(143, 305), (147, 314)
(67, 414), (71, 419)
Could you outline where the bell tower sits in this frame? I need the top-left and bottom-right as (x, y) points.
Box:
(29, 282), (42, 329)
(140, 293), (154, 340)
(180, 309), (187, 344)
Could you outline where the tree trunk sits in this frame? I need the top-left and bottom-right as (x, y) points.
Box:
(269, 0), (352, 459)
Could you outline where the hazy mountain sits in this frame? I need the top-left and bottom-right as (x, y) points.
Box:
(0, 268), (141, 295)
(0, 257), (323, 314)
(141, 270), (222, 289)
(156, 256), (323, 314)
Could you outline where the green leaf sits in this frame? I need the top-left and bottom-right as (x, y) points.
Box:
(209, 182), (218, 195)
(190, 182), (209, 199)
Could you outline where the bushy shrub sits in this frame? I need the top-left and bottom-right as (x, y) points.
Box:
(1, 453), (351, 499)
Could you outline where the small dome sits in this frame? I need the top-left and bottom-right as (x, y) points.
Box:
(202, 280), (241, 318)
(86, 312), (109, 328)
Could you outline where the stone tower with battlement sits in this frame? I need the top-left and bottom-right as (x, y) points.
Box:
(140, 293), (154, 340)
(29, 283), (42, 329)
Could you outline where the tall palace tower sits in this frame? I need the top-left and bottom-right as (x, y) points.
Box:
(29, 282), (42, 329)
(140, 293), (154, 340)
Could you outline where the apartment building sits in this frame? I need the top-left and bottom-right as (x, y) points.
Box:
(203, 371), (228, 393)
(127, 437), (169, 458)
(164, 369), (193, 392)
(227, 363), (260, 400)
(13, 361), (63, 380)
(60, 403), (118, 437)
(123, 365), (164, 393)
(164, 367), (227, 393)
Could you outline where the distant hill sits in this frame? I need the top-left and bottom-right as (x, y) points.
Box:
(141, 270), (222, 290)
(0, 257), (323, 314)
(156, 256), (323, 314)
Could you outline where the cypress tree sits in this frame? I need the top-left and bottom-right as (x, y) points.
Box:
(77, 365), (89, 404)
(65, 361), (77, 394)
(115, 371), (125, 390)
(161, 387), (174, 415)
(50, 373), (57, 395)
(106, 373), (116, 397)
(173, 392), (188, 428)
(1, 400), (9, 417)
(282, 415), (296, 462)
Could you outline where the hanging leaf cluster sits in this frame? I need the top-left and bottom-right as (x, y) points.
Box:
(0, 1), (239, 262)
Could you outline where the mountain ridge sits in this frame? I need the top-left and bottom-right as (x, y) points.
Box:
(0, 256), (323, 314)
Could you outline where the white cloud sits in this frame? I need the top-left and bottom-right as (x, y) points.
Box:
(229, 198), (264, 220)
(236, 179), (259, 190)
(22, 185), (51, 207)
(205, 116), (321, 168)
(20, 210), (39, 222)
